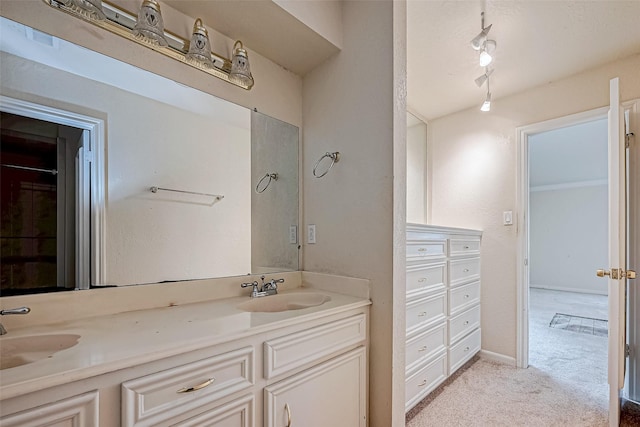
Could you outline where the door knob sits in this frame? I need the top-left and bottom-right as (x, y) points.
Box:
(596, 269), (636, 279)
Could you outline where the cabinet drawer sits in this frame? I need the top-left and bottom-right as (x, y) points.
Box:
(406, 262), (446, 299)
(449, 305), (480, 345)
(449, 238), (480, 257)
(449, 257), (480, 287)
(405, 352), (447, 412)
(175, 394), (254, 427)
(406, 240), (447, 262)
(449, 328), (481, 375)
(406, 323), (446, 374)
(122, 347), (254, 427)
(264, 314), (366, 379)
(406, 292), (446, 336)
(449, 281), (480, 316)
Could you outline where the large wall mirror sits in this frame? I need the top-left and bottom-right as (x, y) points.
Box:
(0, 17), (299, 295)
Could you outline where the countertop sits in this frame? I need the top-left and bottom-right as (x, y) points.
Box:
(0, 287), (370, 401)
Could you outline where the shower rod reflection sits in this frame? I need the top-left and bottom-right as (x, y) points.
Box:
(150, 186), (224, 201)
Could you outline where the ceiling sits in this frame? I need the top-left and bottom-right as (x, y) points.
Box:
(407, 0), (640, 121)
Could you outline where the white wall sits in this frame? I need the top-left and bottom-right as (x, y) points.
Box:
(427, 53), (640, 360)
(407, 118), (427, 223)
(530, 185), (608, 295)
(302, 1), (406, 425)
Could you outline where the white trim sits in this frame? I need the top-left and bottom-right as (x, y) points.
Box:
(530, 179), (608, 192)
(529, 284), (608, 296)
(516, 106), (609, 369)
(0, 95), (106, 285)
(479, 350), (516, 366)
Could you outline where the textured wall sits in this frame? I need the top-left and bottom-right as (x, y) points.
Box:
(302, 1), (406, 425)
(428, 53), (640, 360)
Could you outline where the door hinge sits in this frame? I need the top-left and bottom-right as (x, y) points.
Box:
(84, 150), (93, 163)
(626, 132), (634, 149)
(524, 258), (528, 266)
(626, 344), (631, 358)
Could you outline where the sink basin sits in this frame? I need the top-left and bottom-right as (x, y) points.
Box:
(237, 292), (331, 313)
(0, 334), (80, 370)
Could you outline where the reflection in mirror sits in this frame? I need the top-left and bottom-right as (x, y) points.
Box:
(406, 111), (428, 224)
(0, 17), (299, 295)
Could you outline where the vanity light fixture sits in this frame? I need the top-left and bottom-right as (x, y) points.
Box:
(65, 0), (106, 20)
(186, 18), (213, 67)
(229, 41), (254, 87)
(42, 0), (255, 90)
(133, 0), (168, 47)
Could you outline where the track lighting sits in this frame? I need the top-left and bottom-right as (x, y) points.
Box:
(474, 68), (494, 87)
(479, 40), (496, 66)
(480, 78), (491, 112)
(470, 12), (492, 50)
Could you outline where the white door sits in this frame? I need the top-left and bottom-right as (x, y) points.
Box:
(602, 77), (634, 427)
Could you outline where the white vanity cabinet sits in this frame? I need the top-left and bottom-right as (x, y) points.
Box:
(0, 390), (99, 427)
(0, 304), (369, 427)
(405, 223), (482, 413)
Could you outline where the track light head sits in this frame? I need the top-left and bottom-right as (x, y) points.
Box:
(470, 24), (492, 50)
(474, 68), (494, 87)
(480, 92), (492, 112)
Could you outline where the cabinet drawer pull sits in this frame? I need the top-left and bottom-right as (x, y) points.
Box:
(463, 268), (470, 272)
(464, 294), (470, 299)
(418, 311), (428, 317)
(285, 403), (292, 427)
(418, 379), (427, 387)
(176, 378), (215, 393)
(464, 346), (470, 352)
(418, 345), (428, 352)
(418, 277), (427, 283)
(418, 248), (427, 252)
(464, 320), (470, 325)
(464, 245), (470, 249)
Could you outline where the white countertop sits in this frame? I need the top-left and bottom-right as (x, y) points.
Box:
(0, 288), (370, 401)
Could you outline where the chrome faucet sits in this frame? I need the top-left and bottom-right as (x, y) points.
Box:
(240, 276), (285, 298)
(0, 306), (31, 335)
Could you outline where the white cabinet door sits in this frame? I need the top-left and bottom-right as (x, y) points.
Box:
(264, 347), (366, 427)
(0, 391), (98, 427)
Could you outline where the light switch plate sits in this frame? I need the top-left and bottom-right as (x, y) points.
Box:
(307, 224), (316, 244)
(289, 225), (297, 244)
(503, 211), (513, 226)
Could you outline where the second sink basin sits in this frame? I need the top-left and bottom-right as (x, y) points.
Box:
(237, 292), (331, 313)
(0, 334), (81, 370)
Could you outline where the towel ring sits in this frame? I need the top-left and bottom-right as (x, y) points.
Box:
(313, 152), (340, 178)
(256, 172), (278, 193)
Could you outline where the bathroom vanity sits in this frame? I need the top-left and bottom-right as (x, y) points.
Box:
(0, 273), (370, 426)
(404, 224), (482, 412)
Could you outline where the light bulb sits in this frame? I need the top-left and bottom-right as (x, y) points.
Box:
(480, 93), (492, 112)
(479, 50), (493, 67)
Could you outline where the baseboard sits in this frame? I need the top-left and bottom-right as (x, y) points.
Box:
(529, 284), (607, 296)
(479, 349), (516, 366)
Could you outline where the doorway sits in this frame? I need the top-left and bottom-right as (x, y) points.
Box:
(527, 115), (610, 408)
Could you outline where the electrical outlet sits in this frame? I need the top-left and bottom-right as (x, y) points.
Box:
(307, 224), (316, 244)
(289, 225), (297, 244)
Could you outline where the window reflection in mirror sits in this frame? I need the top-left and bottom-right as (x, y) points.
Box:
(0, 17), (299, 295)
(406, 111), (428, 224)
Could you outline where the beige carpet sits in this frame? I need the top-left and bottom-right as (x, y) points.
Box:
(406, 358), (608, 427)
